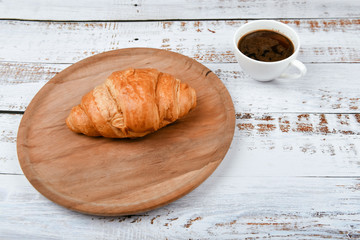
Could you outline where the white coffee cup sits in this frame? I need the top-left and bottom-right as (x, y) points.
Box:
(233, 20), (307, 81)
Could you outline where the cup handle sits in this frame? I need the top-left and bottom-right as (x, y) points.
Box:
(278, 60), (307, 79)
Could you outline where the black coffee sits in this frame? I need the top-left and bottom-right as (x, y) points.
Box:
(238, 30), (294, 62)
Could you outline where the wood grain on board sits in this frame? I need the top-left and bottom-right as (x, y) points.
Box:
(1, 175), (359, 239)
(0, 0), (359, 20)
(0, 19), (359, 64)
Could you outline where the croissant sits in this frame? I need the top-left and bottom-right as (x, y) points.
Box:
(66, 68), (197, 138)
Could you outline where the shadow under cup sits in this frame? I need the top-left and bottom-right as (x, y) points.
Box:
(233, 20), (305, 81)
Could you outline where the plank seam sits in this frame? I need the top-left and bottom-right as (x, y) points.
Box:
(0, 173), (24, 176)
(234, 112), (360, 115)
(0, 110), (24, 115)
(0, 17), (359, 23)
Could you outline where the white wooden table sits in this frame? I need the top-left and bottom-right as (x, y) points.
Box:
(1, 0), (360, 239)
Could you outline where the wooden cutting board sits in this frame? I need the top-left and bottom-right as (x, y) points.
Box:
(17, 48), (235, 216)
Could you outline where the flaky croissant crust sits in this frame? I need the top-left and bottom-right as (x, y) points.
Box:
(66, 68), (196, 138)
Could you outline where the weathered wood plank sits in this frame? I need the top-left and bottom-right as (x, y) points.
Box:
(2, 112), (360, 176)
(0, 113), (21, 174)
(1, 62), (360, 113)
(0, 174), (359, 239)
(0, 62), (67, 111)
(0, 19), (359, 64)
(222, 112), (360, 177)
(0, 0), (359, 21)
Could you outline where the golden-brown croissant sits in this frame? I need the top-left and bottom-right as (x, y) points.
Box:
(66, 68), (196, 138)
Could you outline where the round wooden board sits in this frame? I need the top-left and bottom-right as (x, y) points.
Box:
(17, 48), (235, 216)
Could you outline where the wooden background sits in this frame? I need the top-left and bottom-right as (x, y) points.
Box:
(0, 0), (360, 239)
